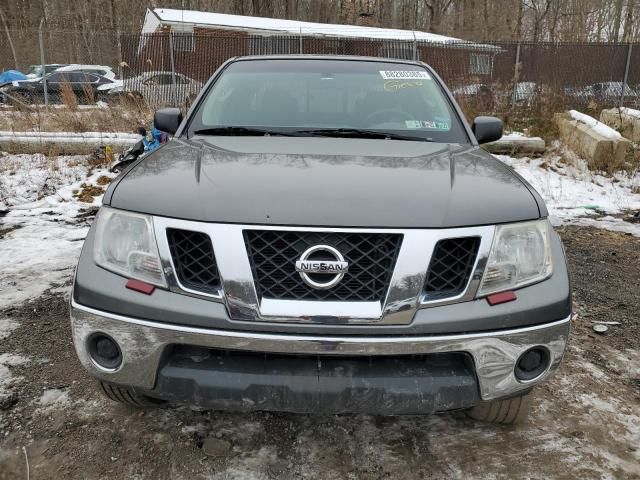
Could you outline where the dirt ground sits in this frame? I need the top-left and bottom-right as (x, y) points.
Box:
(0, 226), (638, 480)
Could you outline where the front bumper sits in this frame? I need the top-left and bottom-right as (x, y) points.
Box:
(71, 300), (570, 411)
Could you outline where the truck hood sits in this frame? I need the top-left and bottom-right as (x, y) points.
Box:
(108, 137), (543, 228)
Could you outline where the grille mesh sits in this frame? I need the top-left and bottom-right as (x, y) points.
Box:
(167, 229), (221, 294)
(424, 237), (480, 300)
(244, 230), (402, 301)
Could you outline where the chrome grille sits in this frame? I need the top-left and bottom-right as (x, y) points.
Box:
(167, 229), (221, 294)
(243, 230), (403, 301)
(424, 237), (480, 300)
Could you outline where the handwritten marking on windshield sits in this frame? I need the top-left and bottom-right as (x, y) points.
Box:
(384, 80), (424, 92)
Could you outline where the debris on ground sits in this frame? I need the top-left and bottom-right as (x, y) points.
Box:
(593, 324), (609, 334)
(201, 438), (232, 457)
(74, 184), (104, 203)
(95, 175), (112, 186)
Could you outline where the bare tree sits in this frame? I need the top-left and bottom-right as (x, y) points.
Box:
(0, 7), (18, 69)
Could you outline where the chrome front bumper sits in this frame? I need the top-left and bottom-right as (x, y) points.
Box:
(70, 300), (571, 402)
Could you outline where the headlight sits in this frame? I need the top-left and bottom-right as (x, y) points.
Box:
(478, 219), (552, 296)
(93, 207), (166, 286)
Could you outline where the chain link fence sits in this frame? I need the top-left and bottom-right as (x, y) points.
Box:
(1, 30), (639, 116)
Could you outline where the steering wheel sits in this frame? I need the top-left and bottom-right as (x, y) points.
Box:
(365, 109), (411, 126)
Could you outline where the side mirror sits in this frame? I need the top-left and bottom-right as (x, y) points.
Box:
(153, 107), (182, 135)
(472, 116), (503, 144)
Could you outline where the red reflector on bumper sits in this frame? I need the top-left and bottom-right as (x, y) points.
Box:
(126, 279), (155, 295)
(486, 291), (516, 306)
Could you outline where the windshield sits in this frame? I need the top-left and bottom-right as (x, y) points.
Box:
(26, 65), (43, 76)
(189, 59), (468, 143)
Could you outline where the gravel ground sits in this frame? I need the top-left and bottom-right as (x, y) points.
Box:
(0, 226), (639, 480)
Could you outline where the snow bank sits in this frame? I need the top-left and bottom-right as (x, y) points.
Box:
(568, 110), (622, 140)
(497, 144), (640, 235)
(0, 153), (114, 307)
(0, 131), (141, 146)
(0, 220), (89, 308)
(620, 107), (640, 119)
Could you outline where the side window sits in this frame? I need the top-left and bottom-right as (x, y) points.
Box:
(85, 74), (101, 84)
(470, 54), (492, 75)
(67, 73), (82, 82)
(47, 73), (62, 83)
(380, 42), (416, 60)
(143, 75), (160, 86)
(173, 32), (194, 52)
(155, 74), (172, 85)
(248, 36), (297, 55)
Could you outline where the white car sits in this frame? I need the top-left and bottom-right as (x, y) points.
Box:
(55, 64), (117, 80)
(100, 71), (203, 106)
(511, 82), (538, 106)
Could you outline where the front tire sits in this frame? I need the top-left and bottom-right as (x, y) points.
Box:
(466, 392), (531, 425)
(98, 381), (165, 408)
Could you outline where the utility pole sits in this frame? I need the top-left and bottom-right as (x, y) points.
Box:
(39, 18), (49, 110)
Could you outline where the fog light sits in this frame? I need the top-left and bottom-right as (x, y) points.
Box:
(88, 334), (122, 370)
(514, 347), (550, 381)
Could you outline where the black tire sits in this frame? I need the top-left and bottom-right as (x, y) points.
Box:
(466, 392), (531, 425)
(98, 381), (165, 408)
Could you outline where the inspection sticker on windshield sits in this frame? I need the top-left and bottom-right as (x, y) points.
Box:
(405, 120), (450, 130)
(379, 70), (431, 80)
(404, 120), (451, 131)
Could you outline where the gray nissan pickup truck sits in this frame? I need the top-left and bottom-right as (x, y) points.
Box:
(70, 56), (571, 424)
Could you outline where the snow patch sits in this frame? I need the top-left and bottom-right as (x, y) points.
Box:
(497, 146), (640, 235)
(568, 110), (622, 140)
(39, 388), (71, 409)
(0, 318), (19, 340)
(210, 446), (277, 480)
(0, 353), (29, 396)
(0, 153), (113, 307)
(0, 220), (88, 308)
(620, 107), (640, 119)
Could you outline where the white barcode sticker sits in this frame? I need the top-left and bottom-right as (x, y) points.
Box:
(379, 70), (431, 80)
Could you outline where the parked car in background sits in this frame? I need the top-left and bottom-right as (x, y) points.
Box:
(102, 71), (203, 106)
(590, 82), (638, 107)
(562, 85), (594, 108)
(511, 81), (538, 106)
(451, 83), (499, 110)
(8, 71), (116, 104)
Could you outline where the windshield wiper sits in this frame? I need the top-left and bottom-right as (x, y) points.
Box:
(292, 128), (431, 142)
(192, 126), (297, 137)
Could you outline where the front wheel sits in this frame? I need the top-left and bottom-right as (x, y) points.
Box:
(98, 381), (166, 408)
(465, 392), (531, 425)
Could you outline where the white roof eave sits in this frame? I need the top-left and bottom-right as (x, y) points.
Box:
(144, 8), (500, 52)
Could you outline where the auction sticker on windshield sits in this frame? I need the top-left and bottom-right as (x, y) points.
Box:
(379, 71), (431, 80)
